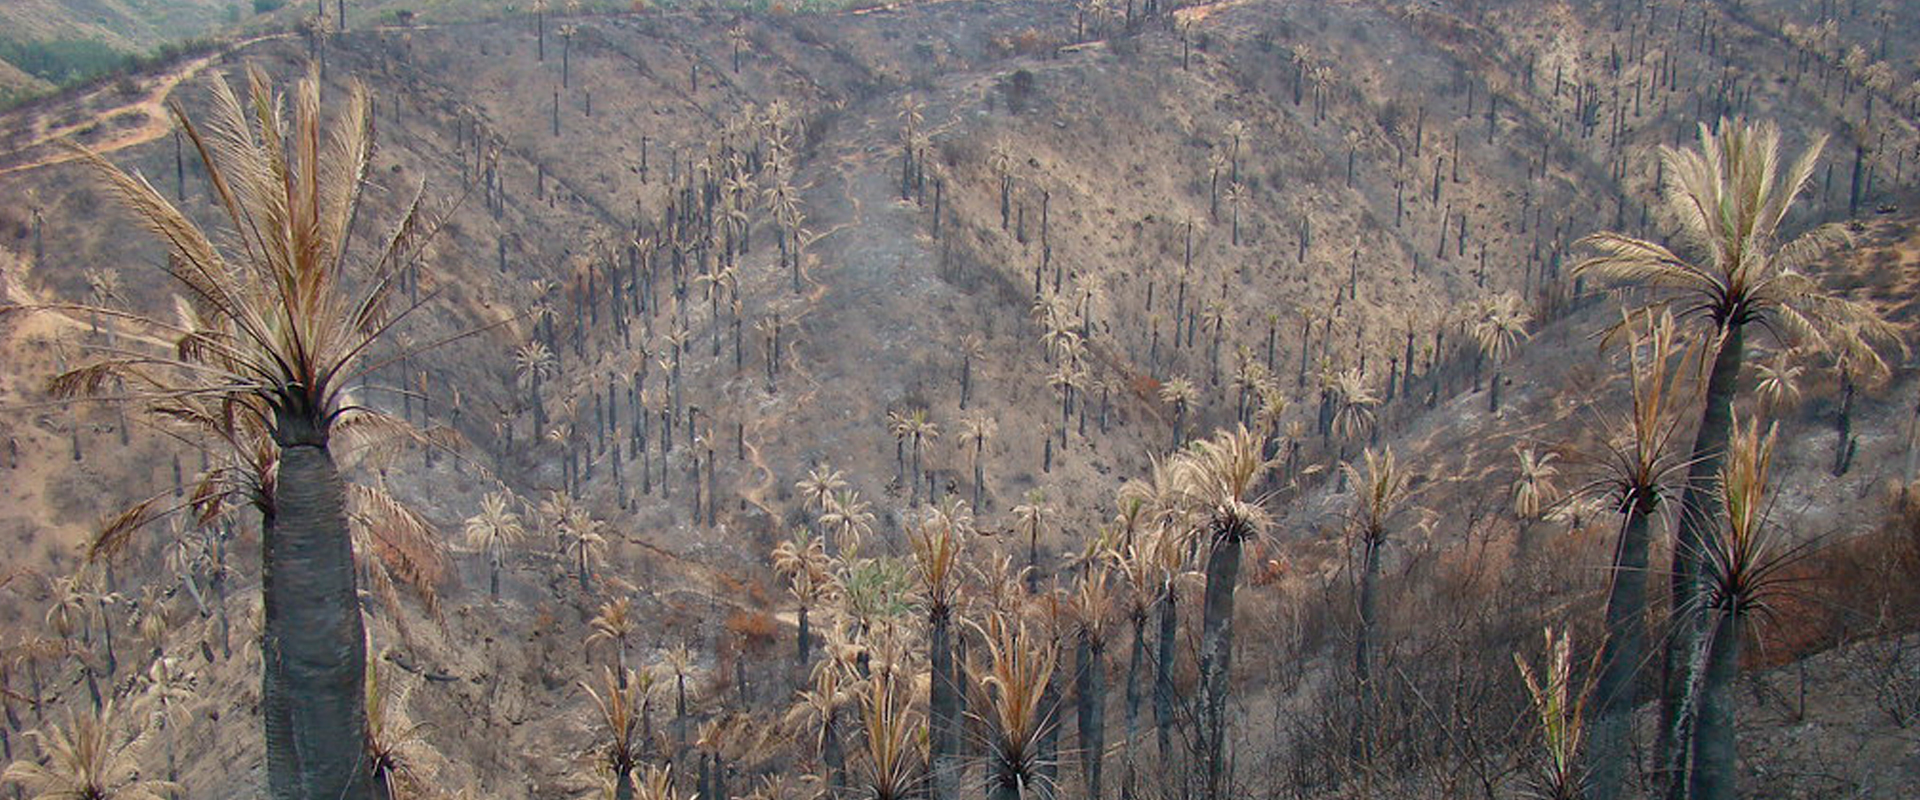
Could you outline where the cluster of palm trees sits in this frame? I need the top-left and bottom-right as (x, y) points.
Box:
(753, 424), (1283, 800)
(1538, 117), (1900, 800)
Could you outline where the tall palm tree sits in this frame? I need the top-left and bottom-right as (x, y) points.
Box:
(1105, 524), (1168, 799)
(1342, 446), (1410, 758)
(582, 666), (651, 800)
(588, 598), (637, 678)
(463, 491), (525, 602)
(1068, 564), (1116, 800)
(772, 528), (834, 669)
(1576, 311), (1692, 800)
(904, 410), (940, 506)
(1472, 293), (1531, 413)
(912, 499), (969, 800)
(786, 659), (854, 787)
(1574, 119), (1896, 787)
(1688, 418), (1802, 800)
(959, 336), (987, 410)
(3, 700), (175, 800)
(1159, 378), (1198, 450)
(1012, 493), (1050, 590)
(544, 493), (606, 593)
(516, 340), (558, 437)
(1169, 426), (1272, 799)
(960, 415), (996, 513)
(48, 67), (434, 800)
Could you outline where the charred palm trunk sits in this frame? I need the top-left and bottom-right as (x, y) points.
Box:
(1122, 611), (1147, 799)
(1659, 322), (1744, 797)
(1078, 633), (1108, 800)
(1197, 525), (1244, 800)
(931, 606), (959, 800)
(1152, 585), (1178, 762)
(263, 426), (373, 800)
(1589, 499), (1655, 800)
(1687, 606), (1742, 800)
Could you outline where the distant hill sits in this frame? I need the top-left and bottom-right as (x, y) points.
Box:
(0, 0), (241, 100)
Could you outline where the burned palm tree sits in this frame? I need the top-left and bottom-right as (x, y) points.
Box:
(463, 491), (526, 602)
(1472, 293), (1531, 413)
(364, 650), (429, 800)
(40, 66), (448, 800)
(773, 528), (836, 670)
(912, 499), (970, 800)
(582, 665), (652, 800)
(1576, 120), (1898, 774)
(972, 612), (1059, 800)
(1687, 418), (1807, 800)
(1169, 426), (1272, 800)
(1341, 446), (1410, 759)
(1575, 311), (1692, 800)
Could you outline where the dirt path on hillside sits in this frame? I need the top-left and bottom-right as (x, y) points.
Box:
(0, 38), (295, 177)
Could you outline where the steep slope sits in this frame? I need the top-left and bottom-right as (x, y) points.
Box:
(1, 0), (1919, 797)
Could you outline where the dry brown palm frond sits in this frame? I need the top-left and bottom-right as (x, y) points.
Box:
(633, 763), (691, 800)
(1168, 425), (1274, 547)
(1697, 416), (1817, 625)
(968, 612), (1059, 800)
(1572, 310), (1696, 517)
(366, 650), (432, 800)
(911, 498), (969, 617)
(348, 480), (449, 614)
(1067, 565), (1117, 648)
(854, 662), (925, 800)
(581, 665), (650, 779)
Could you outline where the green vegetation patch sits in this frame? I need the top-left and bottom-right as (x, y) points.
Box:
(0, 36), (130, 86)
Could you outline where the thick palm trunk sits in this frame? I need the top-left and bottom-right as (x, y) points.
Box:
(1122, 613), (1147, 798)
(1659, 323), (1744, 794)
(930, 609), (959, 800)
(1079, 636), (1108, 800)
(1196, 531), (1243, 800)
(1152, 586), (1178, 762)
(263, 437), (373, 800)
(1687, 609), (1742, 800)
(1589, 502), (1655, 800)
